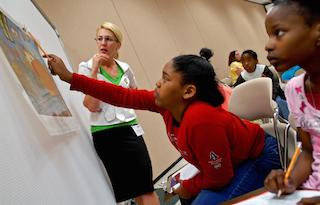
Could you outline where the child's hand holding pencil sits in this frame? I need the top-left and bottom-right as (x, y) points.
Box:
(277, 142), (302, 197)
(264, 142), (302, 196)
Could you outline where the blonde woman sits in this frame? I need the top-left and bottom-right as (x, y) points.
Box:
(78, 22), (159, 205)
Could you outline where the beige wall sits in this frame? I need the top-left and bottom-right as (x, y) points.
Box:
(33, 0), (269, 177)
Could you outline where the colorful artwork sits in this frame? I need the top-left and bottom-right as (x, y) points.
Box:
(0, 11), (71, 117)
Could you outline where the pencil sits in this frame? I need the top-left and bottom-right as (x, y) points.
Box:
(277, 142), (302, 197)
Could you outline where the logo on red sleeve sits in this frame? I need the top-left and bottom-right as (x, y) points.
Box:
(208, 151), (222, 169)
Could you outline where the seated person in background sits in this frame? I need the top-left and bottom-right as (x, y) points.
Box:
(228, 50), (243, 86)
(47, 52), (281, 205)
(234, 49), (285, 100)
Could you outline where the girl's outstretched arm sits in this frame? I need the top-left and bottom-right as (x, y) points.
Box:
(46, 54), (162, 113)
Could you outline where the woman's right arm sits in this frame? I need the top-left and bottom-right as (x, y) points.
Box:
(82, 67), (102, 112)
(83, 95), (102, 112)
(80, 54), (110, 112)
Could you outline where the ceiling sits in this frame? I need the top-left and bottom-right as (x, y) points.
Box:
(246, 0), (272, 5)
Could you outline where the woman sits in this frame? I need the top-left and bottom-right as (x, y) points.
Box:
(77, 22), (158, 205)
(47, 53), (281, 205)
(228, 50), (243, 86)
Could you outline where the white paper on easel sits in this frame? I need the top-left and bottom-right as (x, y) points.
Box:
(235, 190), (320, 205)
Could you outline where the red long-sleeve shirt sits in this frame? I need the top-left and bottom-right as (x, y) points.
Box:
(70, 73), (265, 196)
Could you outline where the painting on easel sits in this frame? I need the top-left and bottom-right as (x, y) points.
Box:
(0, 10), (71, 117)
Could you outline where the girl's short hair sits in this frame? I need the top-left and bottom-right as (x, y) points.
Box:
(242, 49), (258, 60)
(273, 0), (320, 26)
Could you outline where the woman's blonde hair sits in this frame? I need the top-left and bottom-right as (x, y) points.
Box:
(97, 22), (123, 43)
(96, 22), (123, 58)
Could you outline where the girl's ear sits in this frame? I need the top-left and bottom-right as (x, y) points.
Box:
(183, 84), (196, 100)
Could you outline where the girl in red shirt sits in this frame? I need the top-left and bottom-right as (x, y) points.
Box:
(47, 53), (281, 205)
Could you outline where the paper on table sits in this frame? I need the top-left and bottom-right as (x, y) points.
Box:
(234, 190), (320, 205)
(179, 163), (199, 180)
(163, 163), (199, 202)
(166, 163), (199, 193)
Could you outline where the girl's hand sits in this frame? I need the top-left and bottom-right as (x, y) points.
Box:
(46, 54), (72, 83)
(172, 182), (192, 199)
(264, 169), (297, 195)
(236, 67), (243, 75)
(297, 196), (320, 205)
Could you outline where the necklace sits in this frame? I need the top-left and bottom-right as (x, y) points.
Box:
(307, 75), (317, 108)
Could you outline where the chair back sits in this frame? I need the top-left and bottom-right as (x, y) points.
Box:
(228, 77), (297, 170)
(229, 78), (277, 120)
(288, 113), (297, 130)
(261, 123), (297, 165)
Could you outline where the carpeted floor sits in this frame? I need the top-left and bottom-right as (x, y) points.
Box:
(130, 189), (179, 205)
